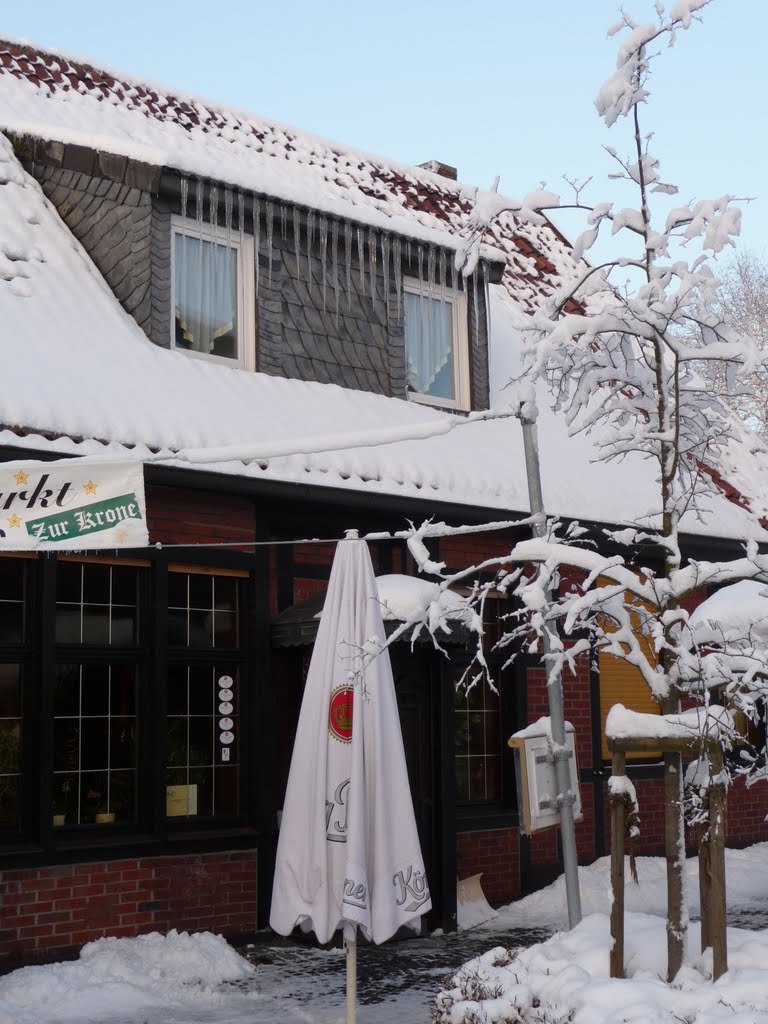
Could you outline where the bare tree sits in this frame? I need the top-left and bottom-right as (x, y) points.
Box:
(687, 250), (768, 436)
(389, 0), (768, 981)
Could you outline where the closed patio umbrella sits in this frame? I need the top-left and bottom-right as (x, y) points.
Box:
(270, 531), (431, 1022)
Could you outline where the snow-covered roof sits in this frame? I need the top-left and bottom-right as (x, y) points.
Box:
(1, 38), (768, 543)
(689, 580), (768, 640)
(0, 36), (580, 314)
(0, 129), (766, 543)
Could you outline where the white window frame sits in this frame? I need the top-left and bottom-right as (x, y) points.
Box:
(170, 215), (255, 371)
(402, 276), (470, 411)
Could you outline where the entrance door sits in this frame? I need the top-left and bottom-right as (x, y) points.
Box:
(389, 645), (439, 927)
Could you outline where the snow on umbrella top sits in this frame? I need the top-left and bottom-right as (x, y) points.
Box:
(270, 534), (431, 944)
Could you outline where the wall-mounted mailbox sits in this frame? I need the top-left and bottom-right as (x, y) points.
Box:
(508, 718), (582, 835)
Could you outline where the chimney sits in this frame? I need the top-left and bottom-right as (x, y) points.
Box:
(418, 159), (458, 181)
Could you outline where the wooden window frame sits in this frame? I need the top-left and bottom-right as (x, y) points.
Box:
(403, 276), (470, 411)
(170, 215), (256, 371)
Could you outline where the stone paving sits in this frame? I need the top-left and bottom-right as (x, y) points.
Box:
(229, 900), (768, 1023)
(236, 925), (553, 1022)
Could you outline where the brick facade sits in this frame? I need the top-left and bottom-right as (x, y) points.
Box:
(0, 850), (257, 966)
(145, 484), (257, 548)
(456, 829), (520, 903)
(3, 484), (768, 964)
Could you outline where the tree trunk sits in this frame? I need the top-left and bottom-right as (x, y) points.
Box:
(664, 748), (686, 980)
(610, 752), (626, 979)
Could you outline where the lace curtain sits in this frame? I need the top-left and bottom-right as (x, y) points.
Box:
(174, 232), (238, 360)
(403, 290), (454, 400)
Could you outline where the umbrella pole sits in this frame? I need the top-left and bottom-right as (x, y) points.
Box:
(345, 934), (357, 1024)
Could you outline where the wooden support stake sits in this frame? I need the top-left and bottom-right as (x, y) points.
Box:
(709, 748), (727, 981)
(610, 751), (626, 980)
(699, 828), (711, 954)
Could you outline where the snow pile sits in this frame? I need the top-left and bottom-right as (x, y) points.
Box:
(435, 913), (768, 1024)
(483, 845), (768, 934)
(0, 929), (254, 1024)
(438, 845), (768, 1023)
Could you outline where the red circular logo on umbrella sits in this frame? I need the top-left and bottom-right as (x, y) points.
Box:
(328, 686), (353, 743)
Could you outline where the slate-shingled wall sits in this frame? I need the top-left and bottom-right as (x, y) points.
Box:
(32, 163), (153, 335)
(21, 142), (490, 410)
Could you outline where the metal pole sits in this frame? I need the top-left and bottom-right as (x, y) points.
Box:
(345, 935), (357, 1024)
(521, 413), (582, 928)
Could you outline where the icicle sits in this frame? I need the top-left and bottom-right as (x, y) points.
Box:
(195, 180), (204, 233)
(406, 240), (412, 274)
(417, 244), (424, 297)
(252, 194), (261, 293)
(369, 228), (377, 305)
(195, 181), (204, 333)
(482, 259), (491, 339)
(224, 188), (233, 253)
(357, 226), (365, 295)
(472, 269), (479, 344)
(209, 186), (219, 234)
(393, 237), (402, 319)
(293, 205), (302, 284)
(320, 214), (328, 312)
(427, 245), (436, 352)
(238, 192), (245, 343)
(266, 200), (274, 291)
(307, 210), (316, 288)
(178, 180), (188, 338)
(331, 219), (340, 325)
(439, 249), (447, 309)
(210, 186), (219, 325)
(381, 233), (391, 312)
(344, 220), (353, 308)
(450, 247), (458, 294)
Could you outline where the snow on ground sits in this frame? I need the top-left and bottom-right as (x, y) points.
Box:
(0, 930), (255, 1024)
(4, 845), (768, 1023)
(438, 844), (768, 1023)
(436, 914), (768, 1024)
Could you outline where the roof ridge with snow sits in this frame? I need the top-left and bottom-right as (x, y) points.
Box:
(0, 36), (582, 313)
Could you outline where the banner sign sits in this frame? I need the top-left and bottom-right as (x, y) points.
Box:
(0, 459), (148, 551)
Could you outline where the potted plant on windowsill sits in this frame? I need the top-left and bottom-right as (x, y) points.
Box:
(83, 784), (116, 824)
(52, 777), (71, 827)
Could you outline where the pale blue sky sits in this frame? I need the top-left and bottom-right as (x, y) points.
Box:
(4, 1), (766, 261)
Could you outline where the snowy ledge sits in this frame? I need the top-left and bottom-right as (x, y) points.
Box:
(606, 703), (734, 744)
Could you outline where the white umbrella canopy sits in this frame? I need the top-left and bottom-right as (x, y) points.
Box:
(270, 533), (431, 945)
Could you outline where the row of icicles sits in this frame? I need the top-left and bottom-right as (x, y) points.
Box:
(179, 176), (488, 328)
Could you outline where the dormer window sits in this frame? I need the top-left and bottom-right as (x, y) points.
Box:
(171, 216), (255, 369)
(403, 277), (470, 410)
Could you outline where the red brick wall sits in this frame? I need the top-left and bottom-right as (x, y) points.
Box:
(724, 775), (768, 843)
(456, 829), (520, 903)
(146, 485), (256, 549)
(440, 532), (513, 572)
(0, 850), (257, 965)
(599, 773), (768, 857)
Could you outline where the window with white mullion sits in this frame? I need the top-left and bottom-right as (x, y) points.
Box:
(171, 215), (255, 370)
(52, 662), (138, 826)
(403, 276), (469, 410)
